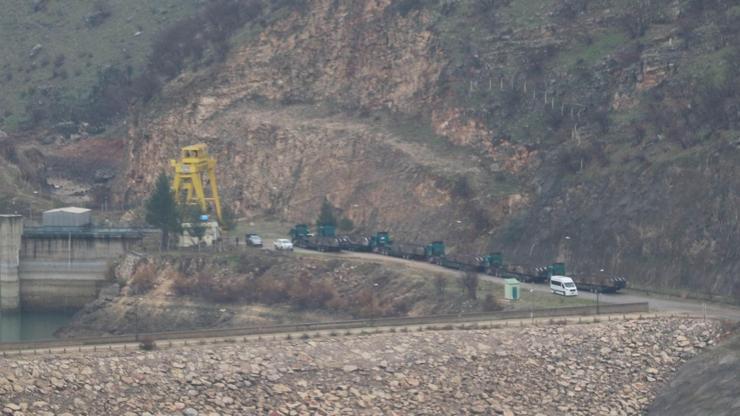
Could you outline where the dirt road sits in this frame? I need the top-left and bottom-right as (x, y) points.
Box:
(267, 240), (740, 321)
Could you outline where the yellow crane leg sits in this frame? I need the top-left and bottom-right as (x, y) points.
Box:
(207, 161), (223, 223)
(169, 143), (225, 225)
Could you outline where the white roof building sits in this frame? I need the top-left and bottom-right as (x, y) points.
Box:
(42, 207), (92, 227)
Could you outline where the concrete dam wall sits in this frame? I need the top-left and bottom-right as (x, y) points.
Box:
(0, 216), (23, 311)
(0, 216), (143, 311)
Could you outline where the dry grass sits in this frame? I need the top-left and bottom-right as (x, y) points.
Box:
(130, 263), (158, 294)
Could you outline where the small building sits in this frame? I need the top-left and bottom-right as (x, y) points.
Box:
(178, 221), (221, 248)
(504, 278), (520, 300)
(42, 207), (91, 227)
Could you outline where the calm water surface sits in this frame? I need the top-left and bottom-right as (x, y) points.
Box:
(0, 311), (76, 342)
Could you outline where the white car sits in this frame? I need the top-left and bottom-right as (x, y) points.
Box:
(273, 238), (294, 251)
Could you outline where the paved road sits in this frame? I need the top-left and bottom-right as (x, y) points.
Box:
(266, 239), (740, 321)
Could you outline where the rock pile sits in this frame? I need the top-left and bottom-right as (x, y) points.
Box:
(0, 318), (722, 415)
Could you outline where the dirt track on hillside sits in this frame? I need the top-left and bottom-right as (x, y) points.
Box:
(267, 242), (740, 321)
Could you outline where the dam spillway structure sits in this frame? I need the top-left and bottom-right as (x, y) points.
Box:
(1, 208), (144, 311)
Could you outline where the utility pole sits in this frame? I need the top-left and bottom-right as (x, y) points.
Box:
(135, 297), (141, 342)
(529, 288), (534, 324)
(371, 283), (379, 325)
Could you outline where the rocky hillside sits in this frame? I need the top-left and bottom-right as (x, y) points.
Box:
(59, 250), (507, 337)
(648, 327), (740, 416)
(0, 0), (202, 131)
(0, 318), (724, 415)
(1, 1), (737, 298)
(116, 0), (739, 299)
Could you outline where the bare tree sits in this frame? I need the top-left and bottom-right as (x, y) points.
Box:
(460, 270), (479, 300)
(434, 275), (448, 297)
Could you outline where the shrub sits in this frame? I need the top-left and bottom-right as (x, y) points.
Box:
(130, 71), (161, 103)
(434, 275), (447, 297)
(450, 175), (474, 199)
(236, 253), (274, 276)
(460, 270), (479, 300)
(254, 276), (289, 304)
(543, 105), (564, 130)
(86, 1), (112, 28)
(391, 297), (413, 315)
(148, 0), (263, 80)
(172, 270), (247, 303)
(482, 293), (501, 311)
(205, 277), (245, 303)
(392, 0), (427, 17)
(288, 273), (337, 309)
(139, 336), (157, 351)
(171, 270), (198, 296)
(220, 204), (238, 231)
(349, 288), (376, 318)
(337, 217), (354, 232)
(130, 263), (158, 294)
(84, 66), (135, 126)
(53, 54), (65, 68)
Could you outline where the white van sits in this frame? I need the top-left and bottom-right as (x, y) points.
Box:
(550, 275), (578, 296)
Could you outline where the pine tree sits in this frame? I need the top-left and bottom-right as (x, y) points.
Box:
(145, 173), (180, 249)
(316, 197), (337, 227)
(220, 204), (238, 231)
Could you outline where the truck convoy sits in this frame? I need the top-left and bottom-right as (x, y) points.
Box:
(287, 224), (628, 294)
(289, 224), (341, 252)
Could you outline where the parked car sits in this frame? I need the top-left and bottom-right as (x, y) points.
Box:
(246, 233), (263, 247)
(273, 238), (294, 251)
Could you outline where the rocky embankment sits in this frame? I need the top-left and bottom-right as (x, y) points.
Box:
(648, 329), (740, 416)
(58, 251), (487, 338)
(1, 318), (724, 415)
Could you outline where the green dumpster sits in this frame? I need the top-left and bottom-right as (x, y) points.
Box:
(504, 278), (520, 300)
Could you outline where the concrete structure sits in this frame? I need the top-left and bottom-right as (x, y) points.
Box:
(178, 221), (221, 248)
(504, 278), (520, 300)
(42, 207), (91, 227)
(0, 215), (23, 311)
(1, 214), (143, 311)
(18, 227), (143, 310)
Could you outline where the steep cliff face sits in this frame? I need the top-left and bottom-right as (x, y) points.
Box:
(121, 0), (527, 247)
(120, 0), (740, 298)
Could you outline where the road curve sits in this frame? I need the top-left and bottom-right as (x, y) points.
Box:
(266, 240), (740, 321)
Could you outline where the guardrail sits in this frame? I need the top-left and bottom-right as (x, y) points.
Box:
(23, 226), (146, 239)
(0, 303), (650, 352)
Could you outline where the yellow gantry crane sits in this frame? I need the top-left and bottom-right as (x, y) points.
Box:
(170, 144), (223, 223)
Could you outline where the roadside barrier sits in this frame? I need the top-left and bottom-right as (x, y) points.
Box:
(0, 303), (649, 352)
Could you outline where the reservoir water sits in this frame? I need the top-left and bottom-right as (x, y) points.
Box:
(0, 311), (76, 342)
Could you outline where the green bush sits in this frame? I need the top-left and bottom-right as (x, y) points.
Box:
(338, 217), (354, 232)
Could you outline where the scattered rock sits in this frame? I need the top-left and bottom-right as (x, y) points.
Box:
(29, 44), (43, 58)
(94, 168), (116, 183)
(97, 283), (120, 300)
(342, 364), (358, 373)
(0, 318), (722, 415)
